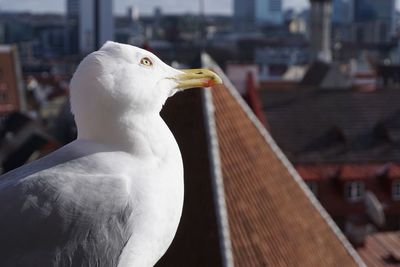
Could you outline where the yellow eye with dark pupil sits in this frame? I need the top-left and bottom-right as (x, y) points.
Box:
(140, 57), (153, 66)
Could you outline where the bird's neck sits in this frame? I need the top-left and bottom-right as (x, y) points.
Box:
(76, 112), (176, 159)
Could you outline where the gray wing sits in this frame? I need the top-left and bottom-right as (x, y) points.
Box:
(0, 148), (134, 267)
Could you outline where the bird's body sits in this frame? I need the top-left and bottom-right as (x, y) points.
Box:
(0, 42), (221, 266)
(0, 119), (183, 266)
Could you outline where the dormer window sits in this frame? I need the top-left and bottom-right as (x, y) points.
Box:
(345, 181), (364, 202)
(392, 181), (400, 201)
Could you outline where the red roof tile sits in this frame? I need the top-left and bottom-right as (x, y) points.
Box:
(296, 164), (339, 181)
(357, 232), (400, 266)
(157, 55), (363, 266)
(209, 62), (362, 266)
(339, 164), (386, 180)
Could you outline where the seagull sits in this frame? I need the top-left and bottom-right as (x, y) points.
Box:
(0, 41), (222, 267)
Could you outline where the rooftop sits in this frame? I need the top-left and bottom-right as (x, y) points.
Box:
(357, 231), (400, 266)
(261, 88), (400, 163)
(156, 54), (363, 266)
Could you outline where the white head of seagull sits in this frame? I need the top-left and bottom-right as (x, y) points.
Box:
(70, 41), (221, 151)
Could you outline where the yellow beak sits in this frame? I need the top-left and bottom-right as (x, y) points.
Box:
(173, 69), (223, 90)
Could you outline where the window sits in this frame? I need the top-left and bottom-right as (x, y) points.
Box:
(306, 181), (318, 196)
(392, 181), (400, 201)
(345, 181), (364, 202)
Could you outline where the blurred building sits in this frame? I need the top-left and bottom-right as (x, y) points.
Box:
(234, 0), (256, 31)
(261, 85), (400, 245)
(332, 0), (354, 43)
(0, 45), (25, 116)
(332, 0), (397, 62)
(255, 0), (283, 26)
(309, 0), (332, 62)
(114, 6), (143, 46)
(77, 0), (114, 54)
(353, 0), (395, 44)
(0, 46), (61, 173)
(332, 0), (395, 44)
(33, 21), (65, 58)
(333, 0), (354, 24)
(0, 13), (65, 60)
(234, 0), (283, 31)
(287, 9), (309, 37)
(65, 0), (79, 55)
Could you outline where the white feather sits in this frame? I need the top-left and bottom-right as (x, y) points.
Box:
(0, 41), (185, 267)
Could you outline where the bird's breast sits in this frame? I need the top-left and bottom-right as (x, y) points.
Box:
(118, 147), (184, 267)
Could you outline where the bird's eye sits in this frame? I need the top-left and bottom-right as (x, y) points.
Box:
(140, 57), (153, 67)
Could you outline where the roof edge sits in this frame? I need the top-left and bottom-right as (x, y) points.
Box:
(202, 53), (366, 267)
(200, 71), (234, 266)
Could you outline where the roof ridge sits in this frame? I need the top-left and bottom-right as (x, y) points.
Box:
(200, 63), (234, 267)
(201, 53), (366, 267)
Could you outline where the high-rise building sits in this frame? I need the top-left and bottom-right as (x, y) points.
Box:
(332, 0), (354, 43)
(79, 0), (114, 54)
(66, 0), (114, 55)
(234, 0), (256, 31)
(234, 0), (283, 31)
(65, 0), (79, 55)
(332, 0), (354, 24)
(353, 0), (395, 43)
(255, 0), (283, 26)
(309, 0), (332, 62)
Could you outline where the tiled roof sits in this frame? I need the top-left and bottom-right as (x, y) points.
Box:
(296, 164), (339, 180)
(300, 61), (331, 86)
(261, 88), (400, 163)
(357, 232), (400, 267)
(340, 164), (386, 180)
(157, 55), (363, 266)
(296, 163), (400, 181)
(209, 63), (362, 266)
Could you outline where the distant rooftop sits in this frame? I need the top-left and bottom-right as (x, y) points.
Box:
(261, 88), (400, 163)
(357, 231), (400, 266)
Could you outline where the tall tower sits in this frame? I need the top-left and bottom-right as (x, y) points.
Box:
(79, 0), (114, 54)
(255, 0), (283, 26)
(353, 0), (395, 43)
(234, 0), (283, 31)
(234, 0), (256, 31)
(309, 0), (332, 62)
(65, 0), (79, 55)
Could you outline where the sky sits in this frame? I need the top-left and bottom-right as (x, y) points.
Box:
(0, 0), (310, 15)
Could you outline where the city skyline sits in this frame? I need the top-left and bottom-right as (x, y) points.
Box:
(0, 0), (311, 15)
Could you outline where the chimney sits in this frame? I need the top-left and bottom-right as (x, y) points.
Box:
(309, 0), (332, 62)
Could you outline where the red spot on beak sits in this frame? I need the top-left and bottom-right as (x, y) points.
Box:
(204, 79), (216, 87)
